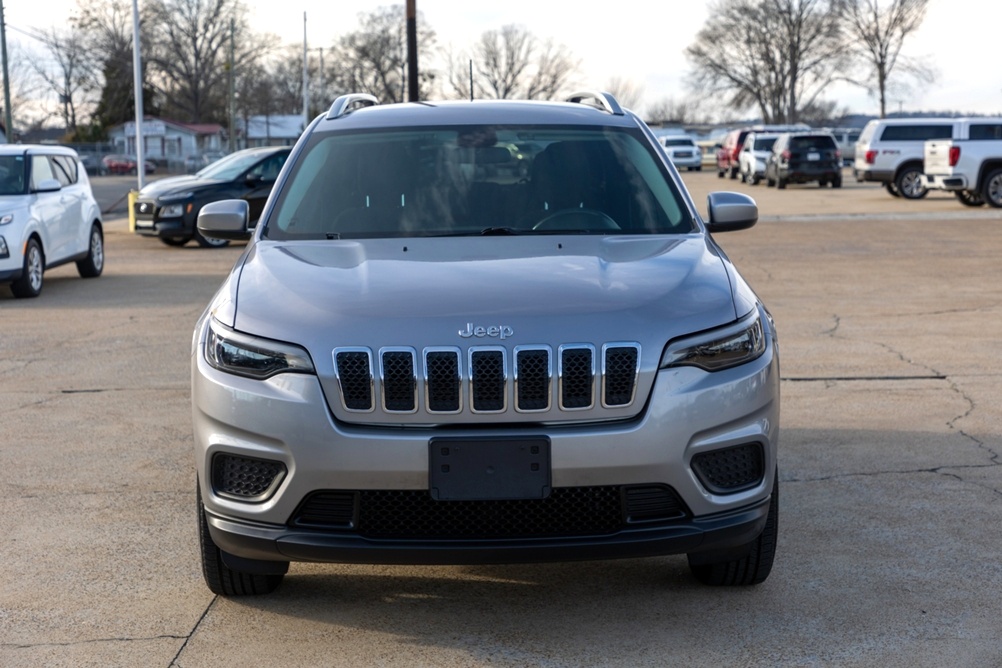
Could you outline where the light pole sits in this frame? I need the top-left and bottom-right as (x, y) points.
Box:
(0, 0), (13, 139)
(131, 0), (145, 189)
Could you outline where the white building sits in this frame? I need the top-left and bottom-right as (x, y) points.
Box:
(107, 118), (226, 161)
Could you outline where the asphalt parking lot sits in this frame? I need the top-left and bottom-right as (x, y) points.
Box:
(2, 170), (1001, 667)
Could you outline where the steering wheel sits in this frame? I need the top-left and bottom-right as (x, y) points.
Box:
(532, 208), (620, 231)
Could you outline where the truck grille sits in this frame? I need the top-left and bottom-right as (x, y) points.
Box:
(289, 485), (688, 538)
(333, 343), (641, 416)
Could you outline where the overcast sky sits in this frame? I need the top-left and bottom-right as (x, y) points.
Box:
(5, 0), (1001, 118)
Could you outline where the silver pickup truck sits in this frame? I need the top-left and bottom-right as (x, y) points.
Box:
(191, 92), (781, 596)
(922, 118), (1002, 207)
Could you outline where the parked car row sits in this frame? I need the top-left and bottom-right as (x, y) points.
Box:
(731, 130), (842, 189)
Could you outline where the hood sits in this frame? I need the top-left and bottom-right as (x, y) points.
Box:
(229, 235), (739, 365)
(138, 174), (225, 199)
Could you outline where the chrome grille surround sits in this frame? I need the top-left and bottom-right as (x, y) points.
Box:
(332, 342), (640, 419)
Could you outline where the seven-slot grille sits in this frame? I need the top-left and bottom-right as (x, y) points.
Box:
(333, 343), (641, 416)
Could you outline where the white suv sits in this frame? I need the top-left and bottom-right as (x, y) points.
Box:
(738, 133), (779, 185)
(0, 145), (104, 298)
(853, 118), (958, 199)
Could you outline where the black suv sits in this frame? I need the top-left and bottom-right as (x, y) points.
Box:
(765, 132), (842, 189)
(133, 146), (290, 247)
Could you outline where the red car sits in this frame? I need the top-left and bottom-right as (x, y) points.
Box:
(100, 154), (156, 176)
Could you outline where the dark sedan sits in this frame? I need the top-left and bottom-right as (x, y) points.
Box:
(133, 146), (290, 247)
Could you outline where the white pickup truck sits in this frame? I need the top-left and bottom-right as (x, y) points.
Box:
(922, 118), (1002, 207)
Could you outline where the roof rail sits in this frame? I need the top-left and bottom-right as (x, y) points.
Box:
(326, 94), (379, 120)
(566, 91), (624, 116)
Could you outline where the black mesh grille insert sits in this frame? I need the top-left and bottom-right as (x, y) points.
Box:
(561, 348), (594, 409)
(471, 350), (505, 411)
(426, 351), (460, 412)
(516, 349), (550, 411)
(212, 453), (286, 500)
(290, 491), (357, 528)
(691, 443), (765, 494)
(336, 351), (372, 410)
(381, 351), (415, 412)
(624, 485), (687, 522)
(290, 485), (688, 538)
(604, 346), (639, 406)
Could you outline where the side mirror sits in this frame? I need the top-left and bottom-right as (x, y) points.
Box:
(197, 199), (251, 240)
(705, 192), (758, 233)
(34, 178), (61, 193)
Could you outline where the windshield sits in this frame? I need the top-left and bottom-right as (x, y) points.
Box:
(662, 138), (693, 147)
(197, 150), (269, 180)
(0, 156), (27, 195)
(266, 125), (693, 240)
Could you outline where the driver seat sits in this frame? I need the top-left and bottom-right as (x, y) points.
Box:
(526, 141), (610, 216)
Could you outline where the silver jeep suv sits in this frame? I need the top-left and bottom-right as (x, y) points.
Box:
(192, 92), (780, 595)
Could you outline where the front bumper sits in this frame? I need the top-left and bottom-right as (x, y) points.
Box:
(205, 495), (772, 565)
(133, 199), (194, 238)
(192, 314), (780, 565)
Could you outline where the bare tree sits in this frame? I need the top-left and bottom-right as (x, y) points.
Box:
(332, 5), (437, 104)
(26, 26), (97, 133)
(1, 42), (47, 136)
(74, 0), (157, 131)
(605, 76), (644, 110)
(144, 0), (274, 123)
(686, 0), (846, 123)
(447, 25), (578, 101)
(645, 95), (715, 125)
(840, 0), (932, 118)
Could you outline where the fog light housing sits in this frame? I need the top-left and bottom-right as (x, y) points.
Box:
(691, 443), (765, 494)
(211, 453), (287, 502)
(0, 236), (8, 259)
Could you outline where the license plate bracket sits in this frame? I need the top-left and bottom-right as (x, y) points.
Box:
(429, 437), (551, 501)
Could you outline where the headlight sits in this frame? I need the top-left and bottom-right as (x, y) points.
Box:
(204, 318), (315, 379)
(159, 203), (186, 218)
(0, 214), (12, 225)
(660, 310), (766, 372)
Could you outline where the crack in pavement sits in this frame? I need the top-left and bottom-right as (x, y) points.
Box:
(169, 596), (218, 667)
(2, 633), (189, 650)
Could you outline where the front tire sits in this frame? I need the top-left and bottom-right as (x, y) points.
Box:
(688, 477), (778, 586)
(194, 227), (231, 248)
(11, 238), (44, 298)
(895, 165), (927, 200)
(76, 223), (104, 278)
(198, 483), (286, 596)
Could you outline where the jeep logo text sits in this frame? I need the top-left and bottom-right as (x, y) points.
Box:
(458, 323), (514, 340)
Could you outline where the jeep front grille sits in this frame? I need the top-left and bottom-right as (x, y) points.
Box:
(333, 343), (640, 417)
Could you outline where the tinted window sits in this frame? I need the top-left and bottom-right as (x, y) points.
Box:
(50, 156), (77, 187)
(754, 137), (777, 151)
(969, 124), (1002, 140)
(790, 135), (836, 151)
(0, 155), (26, 195)
(879, 124), (953, 141)
(267, 126), (693, 240)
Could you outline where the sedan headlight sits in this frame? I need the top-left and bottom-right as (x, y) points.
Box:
(204, 318), (315, 379)
(0, 213), (13, 225)
(660, 310), (766, 372)
(159, 203), (186, 218)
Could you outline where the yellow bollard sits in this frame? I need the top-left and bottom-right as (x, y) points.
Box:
(127, 190), (137, 232)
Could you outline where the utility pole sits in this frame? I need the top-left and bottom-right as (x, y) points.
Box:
(131, 0), (145, 189)
(228, 19), (235, 153)
(0, 0), (14, 140)
(302, 12), (309, 130)
(406, 0), (418, 102)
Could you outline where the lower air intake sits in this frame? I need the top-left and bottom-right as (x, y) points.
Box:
(691, 443), (765, 494)
(212, 453), (286, 501)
